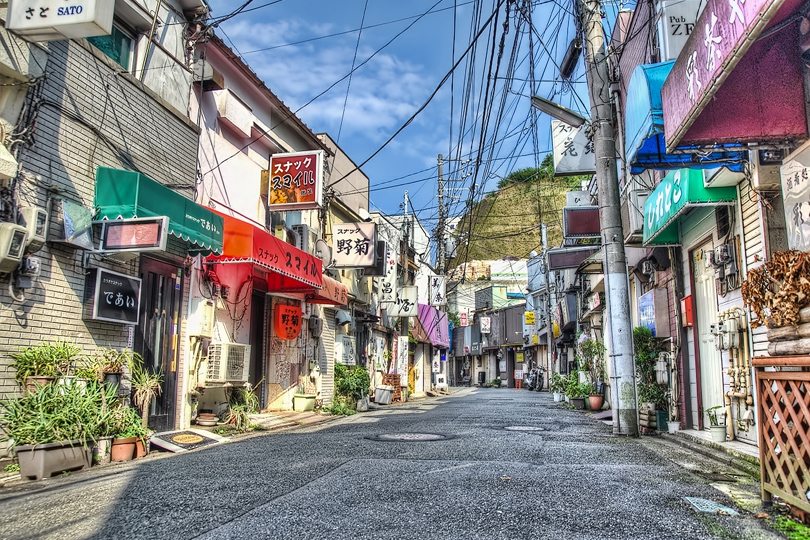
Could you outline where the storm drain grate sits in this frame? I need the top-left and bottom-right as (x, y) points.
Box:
(683, 497), (739, 516)
(503, 426), (545, 432)
(366, 433), (454, 442)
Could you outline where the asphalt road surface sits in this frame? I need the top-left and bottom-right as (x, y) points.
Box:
(0, 388), (782, 539)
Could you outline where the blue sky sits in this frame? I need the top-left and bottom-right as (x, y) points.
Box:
(205, 0), (606, 233)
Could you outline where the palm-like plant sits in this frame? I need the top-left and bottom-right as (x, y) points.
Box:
(130, 354), (163, 429)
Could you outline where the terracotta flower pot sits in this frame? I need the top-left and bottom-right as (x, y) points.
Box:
(589, 394), (604, 411)
(110, 437), (137, 462)
(135, 438), (148, 458)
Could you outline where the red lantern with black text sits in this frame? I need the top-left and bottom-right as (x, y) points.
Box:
(275, 305), (302, 340)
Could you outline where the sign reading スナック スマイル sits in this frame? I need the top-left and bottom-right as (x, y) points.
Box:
(332, 222), (377, 267)
(6, 0), (114, 41)
(264, 151), (324, 211)
(274, 305), (303, 340)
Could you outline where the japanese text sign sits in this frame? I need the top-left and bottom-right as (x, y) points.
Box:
(524, 311), (535, 325)
(84, 268), (141, 325)
(333, 222), (377, 267)
(551, 120), (595, 176)
(661, 0), (786, 151)
(339, 335), (356, 366)
(781, 141), (810, 251)
(397, 336), (410, 385)
(429, 276), (446, 306)
(391, 286), (418, 317)
(274, 304), (303, 340)
(380, 244), (397, 302)
(6, 0), (114, 41)
(480, 316), (491, 334)
(459, 310), (468, 327)
(266, 150), (324, 210)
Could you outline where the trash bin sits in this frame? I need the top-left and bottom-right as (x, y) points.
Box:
(375, 385), (394, 405)
(478, 372), (486, 386)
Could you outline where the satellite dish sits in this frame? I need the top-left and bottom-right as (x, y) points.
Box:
(314, 239), (332, 267)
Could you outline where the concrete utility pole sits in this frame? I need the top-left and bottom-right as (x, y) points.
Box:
(437, 154), (446, 275)
(578, 0), (638, 436)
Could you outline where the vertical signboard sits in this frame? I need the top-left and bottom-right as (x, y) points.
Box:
(380, 244), (397, 302)
(339, 335), (356, 366)
(459, 310), (468, 327)
(397, 336), (410, 386)
(83, 268), (141, 325)
(781, 142), (810, 251)
(551, 120), (596, 176)
(480, 316), (491, 334)
(429, 275), (446, 306)
(333, 222), (377, 267)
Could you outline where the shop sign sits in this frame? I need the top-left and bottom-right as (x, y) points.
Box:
(460, 310), (468, 327)
(551, 121), (595, 176)
(397, 336), (409, 386)
(432, 353), (441, 374)
(661, 0), (786, 151)
(781, 141), (810, 251)
(643, 168), (736, 245)
(333, 222), (377, 267)
(84, 268), (141, 325)
(390, 286), (418, 317)
(657, 0), (705, 61)
(6, 0), (114, 41)
(380, 244), (397, 302)
(339, 335), (356, 366)
(274, 304), (303, 340)
(524, 311), (535, 325)
(265, 150), (324, 210)
(480, 316), (491, 334)
(429, 275), (446, 306)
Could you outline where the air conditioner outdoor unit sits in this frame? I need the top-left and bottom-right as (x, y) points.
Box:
(750, 149), (784, 191)
(291, 224), (310, 253)
(206, 342), (251, 383)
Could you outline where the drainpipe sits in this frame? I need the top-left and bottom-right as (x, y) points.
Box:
(139, 0), (164, 82)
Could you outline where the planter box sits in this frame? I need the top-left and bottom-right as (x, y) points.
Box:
(293, 394), (316, 412)
(375, 385), (394, 405)
(15, 440), (91, 480)
(570, 397), (586, 410)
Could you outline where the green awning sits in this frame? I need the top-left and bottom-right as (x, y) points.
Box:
(643, 168), (736, 246)
(93, 167), (223, 255)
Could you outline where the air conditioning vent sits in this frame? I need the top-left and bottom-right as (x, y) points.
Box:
(291, 224), (310, 253)
(206, 342), (251, 383)
(621, 189), (648, 244)
(751, 149), (784, 191)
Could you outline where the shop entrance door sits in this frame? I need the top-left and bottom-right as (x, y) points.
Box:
(692, 242), (723, 429)
(136, 257), (182, 433)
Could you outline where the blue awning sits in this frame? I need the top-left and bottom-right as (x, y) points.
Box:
(625, 62), (746, 174)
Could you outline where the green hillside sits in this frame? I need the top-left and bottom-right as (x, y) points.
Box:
(449, 156), (586, 266)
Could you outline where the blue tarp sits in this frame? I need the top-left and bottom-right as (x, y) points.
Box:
(624, 62), (745, 174)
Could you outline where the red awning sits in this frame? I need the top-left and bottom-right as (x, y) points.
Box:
(306, 275), (348, 306)
(207, 212), (322, 292)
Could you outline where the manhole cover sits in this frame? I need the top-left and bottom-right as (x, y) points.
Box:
(683, 497), (739, 516)
(367, 433), (453, 442)
(504, 426), (545, 432)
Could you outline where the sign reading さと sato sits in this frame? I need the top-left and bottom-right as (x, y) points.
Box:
(274, 304), (303, 340)
(265, 150), (324, 211)
(6, 0), (114, 41)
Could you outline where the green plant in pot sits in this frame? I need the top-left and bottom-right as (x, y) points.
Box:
(109, 405), (149, 462)
(634, 327), (668, 411)
(130, 353), (163, 429)
(226, 382), (261, 432)
(9, 341), (81, 391)
(705, 405), (727, 442)
(0, 380), (118, 479)
(576, 337), (607, 410)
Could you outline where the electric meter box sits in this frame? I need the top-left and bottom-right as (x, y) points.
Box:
(188, 297), (215, 338)
(0, 223), (28, 273)
(19, 206), (48, 254)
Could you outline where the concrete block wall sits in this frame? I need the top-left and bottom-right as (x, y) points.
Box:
(0, 38), (200, 398)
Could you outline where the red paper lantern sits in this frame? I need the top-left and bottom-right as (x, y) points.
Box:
(275, 304), (302, 340)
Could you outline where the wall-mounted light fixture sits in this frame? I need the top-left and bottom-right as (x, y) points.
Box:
(531, 96), (587, 128)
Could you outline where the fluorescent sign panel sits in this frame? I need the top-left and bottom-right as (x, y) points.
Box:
(333, 222), (377, 267)
(266, 150), (324, 211)
(6, 0), (114, 41)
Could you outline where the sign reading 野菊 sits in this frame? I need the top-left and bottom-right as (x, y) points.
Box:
(274, 304), (303, 340)
(265, 151), (324, 211)
(333, 222), (377, 267)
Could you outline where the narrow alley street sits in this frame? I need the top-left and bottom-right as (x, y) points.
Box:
(0, 389), (778, 540)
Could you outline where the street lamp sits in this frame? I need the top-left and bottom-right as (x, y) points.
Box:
(530, 96), (587, 128)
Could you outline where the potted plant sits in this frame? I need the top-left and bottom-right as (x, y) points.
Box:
(85, 347), (135, 392)
(9, 341), (80, 392)
(130, 353), (163, 430)
(634, 327), (668, 412)
(577, 337), (607, 410)
(550, 372), (565, 402)
(109, 405), (148, 462)
(330, 364), (370, 412)
(565, 370), (588, 409)
(706, 405), (726, 442)
(0, 380), (116, 479)
(226, 383), (260, 432)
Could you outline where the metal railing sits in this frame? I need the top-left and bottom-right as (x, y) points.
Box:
(753, 355), (810, 513)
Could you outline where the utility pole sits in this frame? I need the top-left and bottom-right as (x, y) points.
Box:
(437, 154), (446, 275)
(578, 0), (638, 436)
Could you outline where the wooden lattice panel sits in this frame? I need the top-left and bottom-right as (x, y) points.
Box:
(754, 356), (810, 514)
(382, 374), (402, 402)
